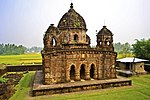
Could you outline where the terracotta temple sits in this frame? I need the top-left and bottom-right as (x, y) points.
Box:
(41, 3), (117, 85)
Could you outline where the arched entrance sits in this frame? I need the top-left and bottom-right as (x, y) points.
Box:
(80, 64), (85, 79)
(70, 65), (75, 80)
(90, 64), (95, 79)
(74, 34), (78, 42)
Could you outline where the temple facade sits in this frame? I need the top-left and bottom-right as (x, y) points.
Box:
(41, 3), (117, 84)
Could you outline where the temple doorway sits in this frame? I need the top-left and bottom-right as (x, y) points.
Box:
(90, 64), (95, 79)
(80, 64), (85, 79)
(70, 65), (75, 80)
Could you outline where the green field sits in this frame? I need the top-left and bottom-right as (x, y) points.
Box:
(10, 73), (150, 100)
(0, 53), (42, 67)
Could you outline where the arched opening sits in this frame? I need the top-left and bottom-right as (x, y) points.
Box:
(105, 38), (110, 46)
(90, 64), (95, 79)
(107, 41), (110, 45)
(99, 41), (102, 45)
(51, 37), (56, 47)
(74, 34), (78, 42)
(80, 64), (85, 79)
(105, 41), (107, 45)
(70, 65), (75, 80)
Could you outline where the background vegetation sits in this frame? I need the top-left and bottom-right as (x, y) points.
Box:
(0, 43), (42, 55)
(132, 39), (150, 60)
(114, 38), (150, 60)
(114, 42), (133, 58)
(0, 44), (26, 55)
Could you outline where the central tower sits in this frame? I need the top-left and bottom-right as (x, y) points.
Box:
(57, 3), (90, 48)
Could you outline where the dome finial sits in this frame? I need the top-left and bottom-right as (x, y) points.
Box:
(103, 19), (106, 28)
(70, 2), (73, 8)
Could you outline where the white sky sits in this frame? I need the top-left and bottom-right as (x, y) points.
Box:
(0, 0), (150, 47)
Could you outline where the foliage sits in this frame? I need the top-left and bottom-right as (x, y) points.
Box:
(0, 53), (42, 66)
(10, 72), (35, 100)
(0, 43), (26, 55)
(0, 43), (42, 55)
(132, 39), (150, 60)
(0, 77), (8, 83)
(114, 42), (133, 58)
(117, 53), (134, 59)
(0, 64), (6, 69)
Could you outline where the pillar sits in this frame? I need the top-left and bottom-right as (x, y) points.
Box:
(97, 65), (102, 80)
(66, 69), (70, 82)
(85, 71), (90, 80)
(75, 72), (80, 81)
(93, 69), (97, 79)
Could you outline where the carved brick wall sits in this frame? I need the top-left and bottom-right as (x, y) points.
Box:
(42, 50), (117, 84)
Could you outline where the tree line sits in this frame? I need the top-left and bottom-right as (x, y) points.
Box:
(0, 44), (26, 55)
(114, 42), (132, 57)
(0, 43), (42, 55)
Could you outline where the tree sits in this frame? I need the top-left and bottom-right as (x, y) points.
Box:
(114, 42), (122, 54)
(122, 42), (132, 57)
(132, 39), (150, 60)
(114, 42), (132, 57)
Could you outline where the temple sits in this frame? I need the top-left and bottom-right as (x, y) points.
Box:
(41, 3), (117, 84)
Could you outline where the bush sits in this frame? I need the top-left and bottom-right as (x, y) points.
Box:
(0, 77), (8, 83)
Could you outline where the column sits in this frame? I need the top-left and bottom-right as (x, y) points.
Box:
(66, 69), (70, 82)
(75, 71), (80, 81)
(93, 69), (97, 79)
(85, 71), (90, 80)
(97, 66), (102, 80)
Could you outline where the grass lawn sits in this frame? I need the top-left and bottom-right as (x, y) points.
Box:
(10, 71), (35, 100)
(29, 75), (150, 100)
(0, 53), (42, 66)
(10, 74), (150, 100)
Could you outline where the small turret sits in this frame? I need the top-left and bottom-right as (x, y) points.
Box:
(96, 26), (114, 51)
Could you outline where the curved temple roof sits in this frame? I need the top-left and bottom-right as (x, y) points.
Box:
(97, 26), (113, 36)
(57, 3), (87, 30)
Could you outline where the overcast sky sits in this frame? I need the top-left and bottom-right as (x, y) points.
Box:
(0, 0), (150, 47)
